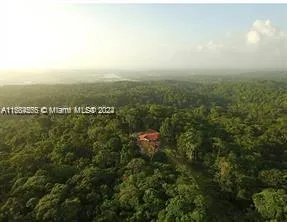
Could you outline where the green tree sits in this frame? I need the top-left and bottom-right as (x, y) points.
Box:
(253, 188), (287, 221)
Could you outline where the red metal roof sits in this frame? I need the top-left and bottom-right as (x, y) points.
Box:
(139, 132), (160, 141)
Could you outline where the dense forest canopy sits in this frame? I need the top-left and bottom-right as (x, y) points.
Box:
(0, 74), (287, 221)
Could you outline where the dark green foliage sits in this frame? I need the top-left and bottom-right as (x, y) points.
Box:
(0, 76), (287, 221)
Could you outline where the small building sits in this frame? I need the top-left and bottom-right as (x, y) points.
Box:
(139, 132), (160, 142)
(136, 129), (161, 157)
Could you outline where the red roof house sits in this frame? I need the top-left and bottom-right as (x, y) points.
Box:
(136, 130), (161, 157)
(139, 132), (160, 141)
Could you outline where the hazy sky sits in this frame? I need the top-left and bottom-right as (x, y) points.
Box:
(0, 3), (286, 70)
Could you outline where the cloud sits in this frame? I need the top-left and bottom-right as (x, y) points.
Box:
(197, 19), (285, 52)
(253, 20), (277, 37)
(186, 19), (286, 69)
(247, 30), (261, 44)
(196, 41), (223, 52)
(246, 19), (282, 44)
